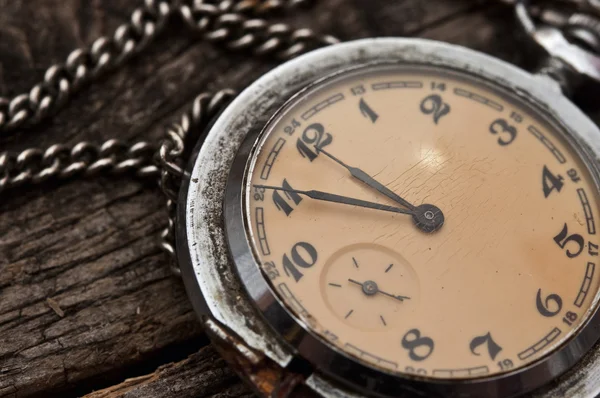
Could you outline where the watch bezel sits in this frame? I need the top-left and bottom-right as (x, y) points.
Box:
(179, 38), (600, 398)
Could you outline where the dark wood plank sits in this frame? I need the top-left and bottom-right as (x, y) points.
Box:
(2, 1), (587, 397)
(83, 346), (253, 398)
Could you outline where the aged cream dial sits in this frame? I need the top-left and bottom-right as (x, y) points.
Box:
(243, 65), (600, 379)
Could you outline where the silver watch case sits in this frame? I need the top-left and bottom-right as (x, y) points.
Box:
(177, 38), (600, 398)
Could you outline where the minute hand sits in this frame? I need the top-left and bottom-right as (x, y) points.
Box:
(318, 148), (416, 211)
(255, 185), (413, 216)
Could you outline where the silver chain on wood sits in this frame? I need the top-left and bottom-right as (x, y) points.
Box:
(0, 0), (337, 133)
(1, 0), (599, 276)
(0, 0), (338, 275)
(499, 0), (600, 53)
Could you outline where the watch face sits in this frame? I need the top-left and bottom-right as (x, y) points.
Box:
(242, 64), (600, 380)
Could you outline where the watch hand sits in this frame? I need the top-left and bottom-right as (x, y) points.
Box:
(348, 278), (363, 287)
(318, 147), (416, 211)
(348, 279), (410, 302)
(255, 185), (414, 215)
(377, 289), (411, 302)
(317, 147), (445, 233)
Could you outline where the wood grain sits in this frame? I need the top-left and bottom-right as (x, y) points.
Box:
(1, 1), (588, 397)
(84, 345), (253, 398)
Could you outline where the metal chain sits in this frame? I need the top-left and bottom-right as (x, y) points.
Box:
(2, 0), (598, 277)
(158, 89), (236, 275)
(0, 140), (158, 191)
(500, 0), (600, 53)
(0, 0), (338, 276)
(0, 0), (338, 134)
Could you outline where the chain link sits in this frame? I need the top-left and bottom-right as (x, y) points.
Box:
(2, 0), (598, 276)
(178, 0), (338, 59)
(158, 89), (236, 275)
(0, 0), (172, 132)
(502, 0), (600, 54)
(527, 1), (600, 53)
(0, 140), (158, 192)
(0, 0), (338, 134)
(0, 0), (338, 276)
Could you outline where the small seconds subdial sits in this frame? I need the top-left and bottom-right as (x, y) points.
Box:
(321, 244), (420, 331)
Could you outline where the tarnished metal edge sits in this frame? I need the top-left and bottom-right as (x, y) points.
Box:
(180, 37), (600, 397)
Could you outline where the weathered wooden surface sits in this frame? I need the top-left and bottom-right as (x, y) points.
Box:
(84, 346), (253, 398)
(2, 1), (595, 397)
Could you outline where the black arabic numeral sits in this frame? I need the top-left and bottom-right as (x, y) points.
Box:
(324, 330), (338, 342)
(497, 359), (514, 371)
(430, 81), (446, 91)
(554, 223), (584, 258)
(589, 242), (599, 257)
(567, 169), (582, 183)
(282, 242), (318, 282)
(420, 95), (450, 124)
(405, 366), (427, 375)
(489, 119), (517, 146)
(351, 85), (366, 96)
(272, 179), (302, 216)
(262, 261), (280, 280)
(536, 288), (563, 317)
(469, 332), (502, 360)
(359, 98), (378, 123)
(542, 166), (564, 198)
(401, 329), (435, 361)
(253, 185), (266, 201)
(283, 118), (301, 136)
(563, 311), (578, 326)
(510, 111), (523, 123)
(296, 123), (333, 161)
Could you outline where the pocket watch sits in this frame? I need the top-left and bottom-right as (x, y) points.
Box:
(177, 4), (600, 398)
(2, 1), (600, 398)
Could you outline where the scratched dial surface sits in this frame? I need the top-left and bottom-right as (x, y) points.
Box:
(243, 65), (600, 379)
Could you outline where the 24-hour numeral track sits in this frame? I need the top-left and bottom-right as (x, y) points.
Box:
(246, 67), (600, 380)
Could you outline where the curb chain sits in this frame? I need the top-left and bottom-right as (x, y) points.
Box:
(1, 0), (598, 276)
(0, 0), (337, 133)
(158, 89), (236, 275)
(500, 0), (600, 53)
(0, 0), (338, 275)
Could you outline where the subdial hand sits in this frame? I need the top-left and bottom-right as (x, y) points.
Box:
(348, 279), (410, 302)
(317, 147), (445, 233)
(255, 185), (414, 215)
